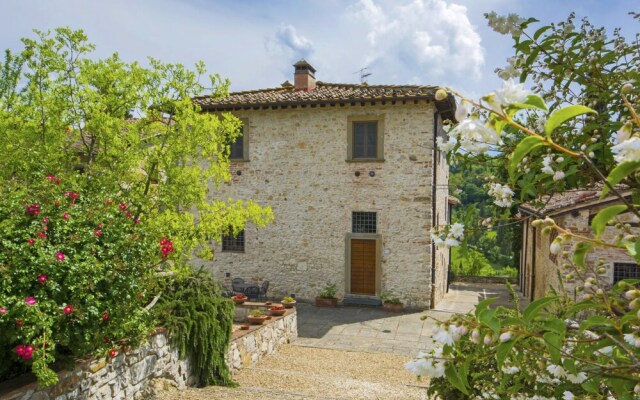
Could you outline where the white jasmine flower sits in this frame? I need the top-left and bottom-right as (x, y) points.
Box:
(405, 347), (446, 378)
(453, 188), (462, 195)
(612, 137), (640, 164)
(563, 391), (574, 400)
(444, 237), (460, 247)
(449, 223), (465, 240)
(436, 136), (457, 152)
(487, 183), (515, 208)
(597, 346), (613, 356)
(501, 365), (520, 374)
(431, 233), (444, 247)
(546, 364), (566, 378)
(553, 170), (565, 181)
(565, 372), (587, 384)
(617, 121), (633, 143)
(494, 78), (530, 108)
(624, 333), (640, 348)
(434, 324), (457, 346)
(450, 118), (500, 154)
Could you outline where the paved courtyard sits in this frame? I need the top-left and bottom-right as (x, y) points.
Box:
(294, 281), (524, 356)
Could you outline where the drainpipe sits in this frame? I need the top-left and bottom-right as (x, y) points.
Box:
(530, 223), (536, 301)
(430, 111), (439, 309)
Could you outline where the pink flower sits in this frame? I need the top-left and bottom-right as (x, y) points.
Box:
(22, 345), (34, 360)
(27, 239), (35, 245)
(56, 252), (65, 261)
(0, 306), (7, 315)
(37, 274), (47, 283)
(126, 212), (133, 218)
(42, 217), (49, 224)
(26, 203), (40, 216)
(25, 297), (36, 306)
(63, 213), (70, 219)
(135, 218), (141, 224)
(15, 345), (25, 357)
(97, 223), (103, 228)
(95, 230), (102, 236)
(63, 305), (74, 315)
(119, 203), (126, 210)
(37, 232), (46, 239)
(46, 175), (60, 185)
(102, 312), (110, 321)
(16, 320), (23, 327)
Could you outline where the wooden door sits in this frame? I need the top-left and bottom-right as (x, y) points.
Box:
(350, 239), (376, 295)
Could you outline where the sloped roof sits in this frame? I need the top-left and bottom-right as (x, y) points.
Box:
(193, 82), (456, 119)
(519, 184), (630, 216)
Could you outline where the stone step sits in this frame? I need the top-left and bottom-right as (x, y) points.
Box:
(342, 295), (382, 307)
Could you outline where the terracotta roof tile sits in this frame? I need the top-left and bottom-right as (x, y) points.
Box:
(519, 184), (630, 216)
(194, 82), (446, 111)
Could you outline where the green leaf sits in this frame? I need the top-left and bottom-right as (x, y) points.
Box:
(496, 336), (519, 369)
(568, 301), (605, 314)
(543, 331), (562, 364)
(544, 105), (597, 139)
(579, 315), (614, 332)
(533, 25), (552, 40)
(444, 364), (469, 395)
(543, 319), (566, 335)
(509, 136), (546, 178)
(513, 95), (548, 111)
(572, 242), (593, 268)
(582, 378), (600, 394)
(474, 297), (498, 317)
(601, 161), (640, 198)
(523, 296), (556, 322)
(479, 309), (500, 333)
(591, 205), (627, 238)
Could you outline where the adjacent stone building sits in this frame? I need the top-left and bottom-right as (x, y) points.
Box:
(519, 186), (639, 300)
(193, 60), (456, 308)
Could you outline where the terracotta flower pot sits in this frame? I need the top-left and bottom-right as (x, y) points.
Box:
(315, 297), (338, 307)
(383, 302), (404, 313)
(247, 315), (268, 325)
(232, 298), (246, 305)
(268, 309), (286, 317)
(281, 300), (296, 309)
(240, 325), (250, 330)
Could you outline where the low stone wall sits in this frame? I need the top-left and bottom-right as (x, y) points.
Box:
(0, 332), (194, 400)
(453, 275), (518, 284)
(1, 308), (298, 400)
(227, 308), (297, 373)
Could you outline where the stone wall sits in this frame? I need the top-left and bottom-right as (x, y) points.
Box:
(0, 332), (194, 400)
(1, 309), (298, 400)
(521, 200), (639, 300)
(202, 101), (447, 308)
(227, 309), (297, 373)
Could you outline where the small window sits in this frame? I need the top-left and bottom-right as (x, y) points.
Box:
(352, 212), (377, 233)
(613, 262), (640, 283)
(222, 229), (245, 253)
(230, 133), (244, 160)
(347, 116), (384, 161)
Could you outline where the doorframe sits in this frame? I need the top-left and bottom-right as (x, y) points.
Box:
(344, 233), (382, 296)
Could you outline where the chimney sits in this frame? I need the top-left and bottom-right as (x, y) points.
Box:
(293, 59), (316, 91)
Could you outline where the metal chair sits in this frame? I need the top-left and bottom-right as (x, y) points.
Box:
(231, 278), (244, 293)
(244, 285), (260, 301)
(259, 280), (269, 301)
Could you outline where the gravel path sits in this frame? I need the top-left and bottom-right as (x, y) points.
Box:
(153, 345), (429, 400)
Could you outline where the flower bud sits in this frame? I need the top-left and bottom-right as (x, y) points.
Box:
(455, 102), (468, 122)
(471, 329), (480, 343)
(550, 240), (562, 255)
(532, 219), (544, 228)
(595, 288), (604, 295)
(630, 298), (640, 310)
(435, 89), (448, 101)
(621, 83), (634, 94)
(499, 332), (512, 342)
(596, 268), (606, 275)
(582, 294), (592, 301)
(625, 290), (640, 300)
(484, 335), (493, 345)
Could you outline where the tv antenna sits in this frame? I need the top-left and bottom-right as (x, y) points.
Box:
(355, 67), (372, 84)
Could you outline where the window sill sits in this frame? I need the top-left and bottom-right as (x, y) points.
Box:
(345, 158), (385, 163)
(230, 159), (250, 163)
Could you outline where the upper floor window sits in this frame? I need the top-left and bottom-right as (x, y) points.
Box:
(347, 116), (384, 161)
(229, 122), (249, 161)
(222, 228), (245, 253)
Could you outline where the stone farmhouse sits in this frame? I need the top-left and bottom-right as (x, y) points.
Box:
(519, 186), (639, 300)
(193, 60), (457, 308)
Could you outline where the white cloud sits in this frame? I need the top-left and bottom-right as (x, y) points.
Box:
(352, 0), (485, 82)
(272, 24), (314, 60)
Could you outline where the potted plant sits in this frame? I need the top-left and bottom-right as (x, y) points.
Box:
(246, 309), (268, 325)
(380, 292), (404, 312)
(315, 283), (338, 307)
(231, 293), (248, 305)
(281, 296), (297, 308)
(268, 304), (286, 316)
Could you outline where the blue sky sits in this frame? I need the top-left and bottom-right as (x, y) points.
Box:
(0, 0), (637, 98)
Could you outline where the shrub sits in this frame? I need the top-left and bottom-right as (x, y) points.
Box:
(319, 283), (337, 299)
(0, 177), (162, 386)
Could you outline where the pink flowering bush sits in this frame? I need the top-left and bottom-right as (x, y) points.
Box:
(0, 177), (166, 386)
